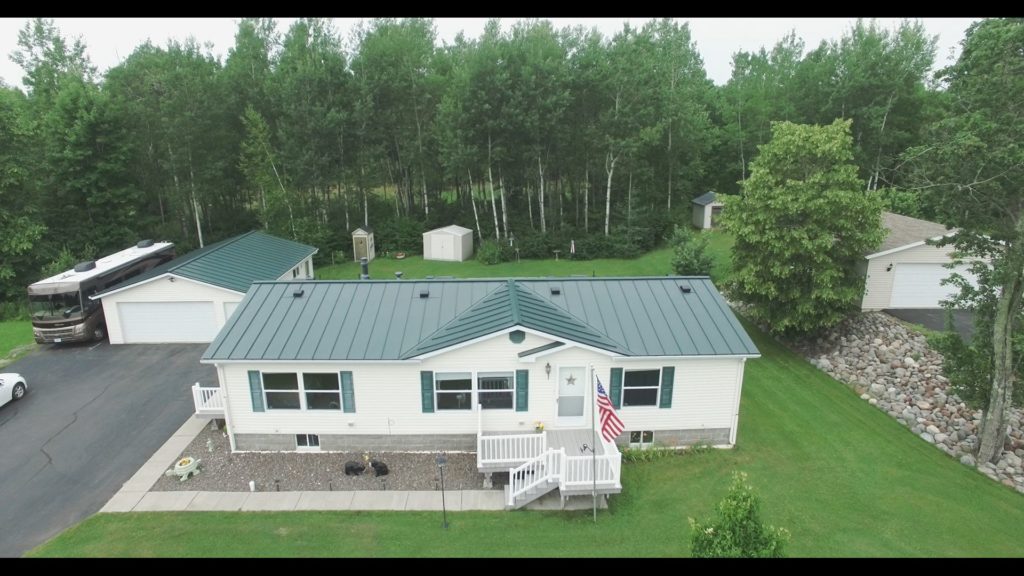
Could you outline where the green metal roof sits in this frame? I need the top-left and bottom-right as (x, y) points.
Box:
(95, 231), (317, 297)
(403, 280), (631, 358)
(203, 277), (760, 362)
(692, 191), (718, 206)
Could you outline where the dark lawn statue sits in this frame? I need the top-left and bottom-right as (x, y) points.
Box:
(371, 460), (389, 477)
(344, 461), (366, 476)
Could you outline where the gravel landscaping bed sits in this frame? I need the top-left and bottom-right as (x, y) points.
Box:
(152, 423), (501, 492)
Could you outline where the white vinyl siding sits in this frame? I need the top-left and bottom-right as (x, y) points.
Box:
(861, 242), (983, 310)
(277, 256), (314, 280)
(100, 275), (242, 344)
(217, 329), (746, 445)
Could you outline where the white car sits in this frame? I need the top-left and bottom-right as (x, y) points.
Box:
(0, 373), (27, 407)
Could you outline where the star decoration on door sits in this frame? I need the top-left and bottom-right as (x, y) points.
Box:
(565, 374), (577, 386)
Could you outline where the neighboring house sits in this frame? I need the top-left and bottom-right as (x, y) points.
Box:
(194, 276), (759, 508)
(860, 212), (982, 310)
(692, 191), (724, 230)
(423, 225), (474, 262)
(93, 231), (317, 344)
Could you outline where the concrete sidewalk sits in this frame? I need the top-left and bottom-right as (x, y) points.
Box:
(100, 416), (506, 513)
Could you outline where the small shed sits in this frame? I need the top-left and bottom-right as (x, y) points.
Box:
(692, 191), (724, 230)
(352, 227), (375, 262)
(423, 225), (474, 262)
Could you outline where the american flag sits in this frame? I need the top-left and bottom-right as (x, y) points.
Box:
(595, 376), (625, 443)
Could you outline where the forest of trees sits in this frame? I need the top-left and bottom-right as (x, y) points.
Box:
(0, 17), (947, 308)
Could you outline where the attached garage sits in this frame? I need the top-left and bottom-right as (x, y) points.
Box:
(861, 212), (985, 310)
(118, 302), (218, 343)
(423, 225), (474, 262)
(94, 230), (317, 344)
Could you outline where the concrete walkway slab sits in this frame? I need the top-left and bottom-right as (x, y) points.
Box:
(459, 490), (505, 511)
(134, 491), (198, 512)
(186, 491), (250, 511)
(99, 491), (147, 513)
(241, 491), (301, 511)
(404, 491), (445, 511)
(294, 491), (355, 511)
(350, 491), (409, 511)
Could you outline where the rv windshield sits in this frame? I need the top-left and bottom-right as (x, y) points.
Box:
(29, 292), (83, 321)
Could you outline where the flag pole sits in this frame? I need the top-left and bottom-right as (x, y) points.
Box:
(591, 364), (597, 523)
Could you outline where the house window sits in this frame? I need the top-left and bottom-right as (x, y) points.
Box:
(305, 260), (312, 278)
(303, 373), (341, 410)
(296, 434), (320, 451)
(263, 373), (300, 409)
(292, 267), (299, 278)
(477, 372), (514, 410)
(629, 431), (654, 449)
(623, 369), (660, 407)
(435, 372), (472, 410)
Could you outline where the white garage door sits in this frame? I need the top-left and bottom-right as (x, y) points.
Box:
(890, 263), (977, 308)
(118, 301), (218, 343)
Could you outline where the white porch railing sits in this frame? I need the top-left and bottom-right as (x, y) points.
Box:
(477, 403), (546, 469)
(507, 448), (564, 507)
(191, 383), (224, 416)
(563, 447), (621, 490)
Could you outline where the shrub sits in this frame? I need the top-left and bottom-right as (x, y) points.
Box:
(476, 240), (505, 265)
(670, 225), (714, 276)
(689, 471), (789, 558)
(621, 445), (677, 463)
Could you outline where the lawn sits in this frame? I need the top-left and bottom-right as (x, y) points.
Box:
(0, 320), (33, 364)
(316, 229), (734, 283)
(29, 317), (1024, 557)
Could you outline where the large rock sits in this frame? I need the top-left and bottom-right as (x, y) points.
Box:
(960, 454), (976, 467)
(920, 432), (935, 444)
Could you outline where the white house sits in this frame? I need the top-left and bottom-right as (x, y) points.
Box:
(93, 231), (317, 344)
(860, 212), (982, 310)
(194, 276), (759, 508)
(423, 225), (474, 261)
(692, 191), (724, 230)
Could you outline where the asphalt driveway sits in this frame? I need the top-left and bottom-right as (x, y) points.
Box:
(0, 341), (215, 557)
(884, 308), (975, 342)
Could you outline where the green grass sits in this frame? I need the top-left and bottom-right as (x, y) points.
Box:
(0, 320), (33, 365)
(317, 229), (735, 283)
(29, 318), (1024, 557)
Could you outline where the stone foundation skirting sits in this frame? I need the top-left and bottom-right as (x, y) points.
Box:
(233, 433), (477, 452)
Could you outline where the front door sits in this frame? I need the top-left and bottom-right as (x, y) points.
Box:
(556, 366), (586, 427)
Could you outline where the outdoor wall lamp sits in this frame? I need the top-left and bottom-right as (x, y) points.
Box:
(886, 263), (893, 272)
(545, 362), (551, 378)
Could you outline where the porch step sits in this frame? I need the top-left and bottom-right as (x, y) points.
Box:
(504, 478), (559, 510)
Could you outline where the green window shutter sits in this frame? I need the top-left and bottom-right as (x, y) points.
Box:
(659, 367), (675, 409)
(610, 367), (623, 409)
(340, 371), (356, 413)
(515, 369), (529, 412)
(420, 371), (434, 413)
(248, 370), (265, 413)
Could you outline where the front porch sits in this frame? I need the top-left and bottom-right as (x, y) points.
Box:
(191, 384), (224, 418)
(476, 408), (622, 509)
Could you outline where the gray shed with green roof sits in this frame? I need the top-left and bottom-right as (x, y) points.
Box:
(94, 231), (317, 344)
(196, 276), (761, 455)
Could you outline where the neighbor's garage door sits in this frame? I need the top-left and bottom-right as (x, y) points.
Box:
(890, 263), (977, 308)
(118, 301), (218, 343)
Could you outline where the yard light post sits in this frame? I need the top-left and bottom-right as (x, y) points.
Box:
(436, 452), (449, 529)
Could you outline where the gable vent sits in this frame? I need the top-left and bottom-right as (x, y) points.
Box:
(293, 288), (305, 298)
(679, 285), (692, 294)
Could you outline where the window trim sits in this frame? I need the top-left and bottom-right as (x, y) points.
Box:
(621, 368), (662, 408)
(434, 372), (474, 411)
(296, 433), (321, 452)
(628, 430), (655, 449)
(477, 371), (516, 411)
(261, 372), (344, 412)
(431, 370), (520, 412)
